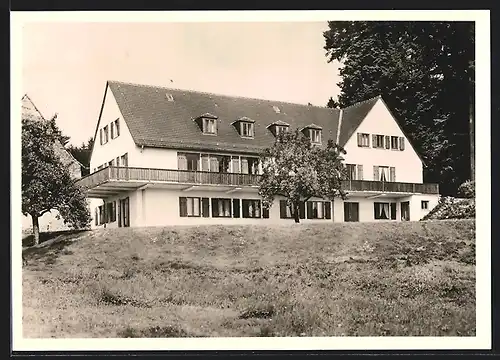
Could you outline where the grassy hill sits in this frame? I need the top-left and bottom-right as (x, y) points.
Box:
(22, 219), (475, 338)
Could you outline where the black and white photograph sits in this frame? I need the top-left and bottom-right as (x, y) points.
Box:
(12, 10), (490, 352)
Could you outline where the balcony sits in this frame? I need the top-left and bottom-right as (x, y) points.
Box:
(77, 166), (439, 198)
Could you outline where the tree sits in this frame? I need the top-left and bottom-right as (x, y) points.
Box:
(258, 130), (347, 223)
(67, 137), (94, 176)
(323, 21), (474, 195)
(22, 117), (91, 245)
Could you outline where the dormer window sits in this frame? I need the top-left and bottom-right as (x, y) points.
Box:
(301, 124), (322, 145)
(266, 120), (290, 137)
(203, 118), (217, 135)
(310, 129), (321, 144)
(232, 116), (256, 138)
(241, 122), (254, 138)
(194, 113), (218, 135)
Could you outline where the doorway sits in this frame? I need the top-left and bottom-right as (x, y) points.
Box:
(119, 197), (130, 227)
(401, 201), (410, 221)
(344, 202), (359, 222)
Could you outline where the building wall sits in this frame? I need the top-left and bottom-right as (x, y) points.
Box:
(88, 188), (440, 228)
(90, 86), (139, 171)
(343, 99), (424, 184)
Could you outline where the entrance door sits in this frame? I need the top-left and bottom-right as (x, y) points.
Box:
(344, 202), (359, 222)
(401, 201), (410, 221)
(119, 197), (130, 227)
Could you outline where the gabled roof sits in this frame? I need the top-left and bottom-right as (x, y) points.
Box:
(21, 94), (85, 169)
(266, 120), (290, 128)
(107, 80), (342, 154)
(337, 95), (381, 147)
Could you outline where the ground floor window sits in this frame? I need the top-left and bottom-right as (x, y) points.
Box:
(374, 202), (397, 220)
(344, 202), (359, 222)
(401, 201), (410, 221)
(279, 200), (305, 219)
(421, 200), (429, 210)
(242, 199), (261, 218)
(179, 197), (210, 217)
(211, 198), (232, 217)
(306, 201), (332, 220)
(106, 201), (117, 222)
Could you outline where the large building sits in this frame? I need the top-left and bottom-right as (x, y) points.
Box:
(21, 95), (84, 233)
(78, 80), (440, 228)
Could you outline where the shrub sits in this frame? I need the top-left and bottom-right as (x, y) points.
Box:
(458, 180), (475, 198)
(422, 196), (475, 220)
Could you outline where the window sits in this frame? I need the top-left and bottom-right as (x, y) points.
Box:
(98, 205), (105, 225)
(399, 137), (405, 151)
(306, 201), (331, 219)
(203, 118), (217, 135)
(373, 134), (384, 148)
(116, 156), (120, 166)
(344, 202), (359, 222)
(108, 160), (114, 167)
(240, 122), (255, 138)
(391, 136), (399, 149)
(374, 166), (395, 182)
(242, 199), (262, 218)
(346, 164), (357, 180)
(357, 133), (370, 147)
(179, 197), (202, 217)
(279, 200), (305, 219)
(275, 125), (288, 135)
(111, 119), (120, 139)
(421, 200), (429, 210)
(374, 202), (397, 220)
(211, 198), (232, 217)
(120, 153), (128, 167)
(309, 129), (322, 144)
(241, 157), (260, 175)
(103, 125), (109, 144)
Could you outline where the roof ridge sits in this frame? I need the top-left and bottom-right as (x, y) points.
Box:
(108, 80), (340, 112)
(341, 94), (382, 110)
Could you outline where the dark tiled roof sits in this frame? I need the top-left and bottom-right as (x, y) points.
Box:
(107, 81), (381, 154)
(108, 81), (342, 154)
(337, 95), (381, 147)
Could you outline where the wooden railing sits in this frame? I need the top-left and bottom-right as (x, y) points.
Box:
(77, 166), (439, 194)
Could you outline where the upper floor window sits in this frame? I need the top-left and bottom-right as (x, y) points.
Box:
(357, 133), (370, 147)
(346, 164), (363, 180)
(391, 136), (399, 149)
(120, 153), (128, 167)
(373, 134), (385, 148)
(100, 125), (109, 145)
(240, 122), (255, 138)
(111, 119), (120, 139)
(310, 129), (322, 144)
(275, 125), (288, 135)
(203, 118), (217, 135)
(374, 165), (396, 182)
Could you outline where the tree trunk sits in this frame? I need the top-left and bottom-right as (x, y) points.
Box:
(293, 202), (300, 223)
(31, 214), (40, 246)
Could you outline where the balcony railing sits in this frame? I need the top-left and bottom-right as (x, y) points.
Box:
(77, 166), (439, 195)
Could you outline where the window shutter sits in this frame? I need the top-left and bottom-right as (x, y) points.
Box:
(177, 154), (187, 170)
(357, 133), (362, 147)
(95, 209), (98, 226)
(306, 201), (313, 219)
(373, 166), (379, 181)
(179, 197), (187, 217)
(325, 202), (332, 219)
(385, 135), (390, 149)
(211, 199), (217, 217)
(299, 201), (306, 219)
(116, 120), (120, 136)
(202, 198), (210, 217)
(99, 129), (103, 145)
(372, 134), (377, 148)
(357, 164), (363, 180)
(242, 200), (249, 218)
(399, 137), (405, 151)
(233, 199), (241, 218)
(117, 201), (121, 227)
(390, 203), (397, 220)
(279, 200), (287, 219)
(390, 167), (396, 182)
(110, 122), (114, 139)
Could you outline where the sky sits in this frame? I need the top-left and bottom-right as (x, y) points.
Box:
(22, 21), (341, 146)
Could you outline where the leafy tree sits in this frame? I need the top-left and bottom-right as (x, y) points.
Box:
(258, 130), (347, 223)
(67, 137), (94, 176)
(326, 96), (340, 109)
(323, 21), (474, 195)
(22, 117), (91, 245)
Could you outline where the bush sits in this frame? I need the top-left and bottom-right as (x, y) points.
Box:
(458, 180), (475, 198)
(422, 196), (475, 220)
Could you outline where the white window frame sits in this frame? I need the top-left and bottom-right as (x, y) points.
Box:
(240, 122), (254, 138)
(310, 129), (322, 144)
(203, 118), (217, 135)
